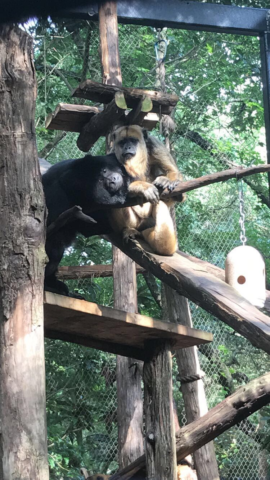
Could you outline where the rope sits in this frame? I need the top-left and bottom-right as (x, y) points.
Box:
(179, 371), (205, 384)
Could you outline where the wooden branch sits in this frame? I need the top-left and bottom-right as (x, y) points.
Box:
(46, 206), (96, 239)
(160, 163), (270, 200)
(110, 372), (270, 480)
(72, 79), (178, 114)
(177, 249), (270, 314)
(86, 163), (270, 212)
(77, 96), (126, 151)
(108, 235), (270, 355)
(45, 103), (159, 133)
(57, 264), (145, 280)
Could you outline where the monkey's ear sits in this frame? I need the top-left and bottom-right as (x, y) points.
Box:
(142, 128), (148, 141)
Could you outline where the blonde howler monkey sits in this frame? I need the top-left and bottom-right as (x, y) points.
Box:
(110, 125), (184, 256)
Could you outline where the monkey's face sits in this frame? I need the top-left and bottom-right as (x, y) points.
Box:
(113, 125), (147, 165)
(100, 166), (124, 193)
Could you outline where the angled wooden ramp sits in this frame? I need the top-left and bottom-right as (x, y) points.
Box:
(44, 292), (212, 361)
(109, 235), (270, 355)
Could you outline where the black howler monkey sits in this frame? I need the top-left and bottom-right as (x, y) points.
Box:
(42, 153), (130, 296)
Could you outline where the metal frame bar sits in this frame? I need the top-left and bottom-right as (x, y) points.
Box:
(65, 1), (268, 36)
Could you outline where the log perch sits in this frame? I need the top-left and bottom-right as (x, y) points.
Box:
(72, 79), (179, 114)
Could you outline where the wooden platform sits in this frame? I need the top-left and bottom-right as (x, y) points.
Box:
(46, 103), (159, 133)
(44, 292), (212, 360)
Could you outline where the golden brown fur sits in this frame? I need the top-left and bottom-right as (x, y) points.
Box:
(177, 463), (198, 480)
(110, 125), (184, 256)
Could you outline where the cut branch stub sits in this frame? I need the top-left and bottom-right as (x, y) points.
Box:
(141, 95), (153, 112)
(115, 91), (128, 109)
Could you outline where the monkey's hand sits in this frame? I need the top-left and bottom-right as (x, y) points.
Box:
(128, 181), (160, 204)
(154, 176), (180, 192)
(123, 227), (142, 243)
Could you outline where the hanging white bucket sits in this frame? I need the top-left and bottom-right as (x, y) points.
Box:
(225, 245), (266, 308)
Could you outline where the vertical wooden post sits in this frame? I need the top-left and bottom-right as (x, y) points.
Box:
(163, 286), (220, 480)
(98, 2), (144, 469)
(144, 340), (177, 480)
(0, 26), (49, 479)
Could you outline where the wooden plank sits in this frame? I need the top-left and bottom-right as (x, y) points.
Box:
(44, 292), (212, 360)
(72, 79), (178, 114)
(109, 235), (270, 355)
(45, 103), (100, 132)
(57, 264), (145, 280)
(45, 103), (159, 133)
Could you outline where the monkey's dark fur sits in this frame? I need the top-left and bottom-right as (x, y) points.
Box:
(42, 154), (130, 296)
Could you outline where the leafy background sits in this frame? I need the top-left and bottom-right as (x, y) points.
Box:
(26, 2), (270, 477)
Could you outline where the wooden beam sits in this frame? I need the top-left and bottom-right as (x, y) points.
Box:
(45, 103), (159, 133)
(72, 79), (178, 114)
(108, 235), (270, 355)
(43, 292), (212, 361)
(109, 371), (270, 480)
(57, 264), (145, 280)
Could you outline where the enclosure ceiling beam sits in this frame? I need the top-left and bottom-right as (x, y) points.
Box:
(63, 1), (269, 36)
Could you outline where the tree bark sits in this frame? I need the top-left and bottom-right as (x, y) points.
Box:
(110, 372), (270, 480)
(113, 249), (144, 467)
(163, 286), (220, 480)
(144, 340), (177, 480)
(0, 25), (48, 479)
(98, 2), (144, 469)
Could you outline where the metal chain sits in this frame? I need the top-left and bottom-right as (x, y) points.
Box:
(238, 179), (247, 245)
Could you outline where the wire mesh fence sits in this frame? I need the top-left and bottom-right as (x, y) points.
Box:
(40, 20), (270, 479)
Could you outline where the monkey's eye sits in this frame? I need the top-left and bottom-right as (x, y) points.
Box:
(103, 169), (107, 173)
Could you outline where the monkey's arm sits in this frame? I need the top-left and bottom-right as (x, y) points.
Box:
(147, 136), (181, 183)
(128, 180), (160, 204)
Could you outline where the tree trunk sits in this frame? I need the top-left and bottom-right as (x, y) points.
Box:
(98, 2), (144, 468)
(113, 248), (144, 468)
(0, 25), (48, 479)
(144, 340), (177, 480)
(163, 286), (220, 480)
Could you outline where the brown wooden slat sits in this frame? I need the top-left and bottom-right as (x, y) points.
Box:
(46, 103), (159, 133)
(44, 292), (212, 360)
(45, 103), (100, 132)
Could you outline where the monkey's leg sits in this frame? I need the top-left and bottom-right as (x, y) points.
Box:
(141, 201), (177, 256)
